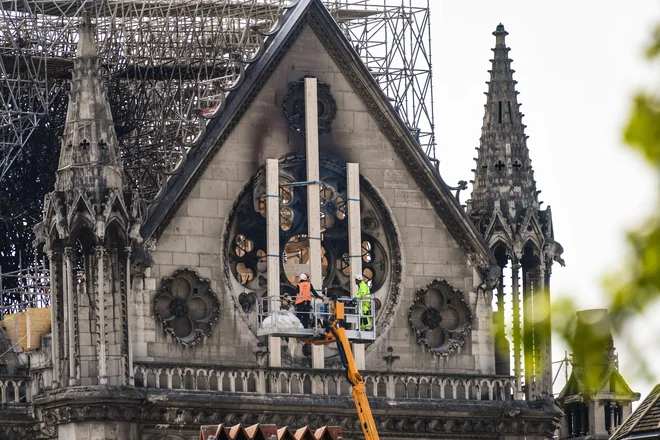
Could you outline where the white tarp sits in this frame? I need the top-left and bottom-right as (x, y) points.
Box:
(262, 311), (303, 330)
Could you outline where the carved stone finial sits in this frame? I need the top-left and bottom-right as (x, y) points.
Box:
(382, 346), (400, 373)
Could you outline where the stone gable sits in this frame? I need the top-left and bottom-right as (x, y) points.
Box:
(135, 25), (494, 375)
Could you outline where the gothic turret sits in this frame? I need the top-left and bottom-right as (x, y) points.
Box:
(557, 310), (639, 440)
(34, 15), (141, 389)
(466, 24), (564, 401)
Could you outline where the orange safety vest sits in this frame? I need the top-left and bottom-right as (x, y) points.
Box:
(296, 281), (312, 304)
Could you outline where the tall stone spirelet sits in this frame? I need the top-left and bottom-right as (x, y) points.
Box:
(34, 14), (142, 389)
(466, 24), (564, 400)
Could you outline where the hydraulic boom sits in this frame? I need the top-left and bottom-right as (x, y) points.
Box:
(307, 301), (380, 440)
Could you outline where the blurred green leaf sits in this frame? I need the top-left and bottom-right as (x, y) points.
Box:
(624, 94), (660, 167)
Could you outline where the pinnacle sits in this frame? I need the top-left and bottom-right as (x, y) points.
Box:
(467, 23), (540, 222)
(55, 13), (122, 194)
(493, 23), (508, 36)
(77, 13), (97, 58)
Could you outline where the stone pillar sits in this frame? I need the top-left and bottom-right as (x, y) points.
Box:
(537, 264), (552, 397)
(353, 343), (365, 370)
(58, 420), (139, 440)
(95, 246), (108, 385)
(64, 247), (77, 386)
(581, 406), (588, 436)
(494, 265), (509, 375)
(496, 269), (505, 331)
(511, 261), (522, 394)
(522, 267), (534, 400)
(125, 247), (134, 385)
(47, 251), (60, 388)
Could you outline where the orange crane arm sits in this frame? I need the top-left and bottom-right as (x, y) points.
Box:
(308, 301), (379, 440)
(328, 324), (380, 440)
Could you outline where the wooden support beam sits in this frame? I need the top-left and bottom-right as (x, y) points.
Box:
(305, 77), (324, 369)
(266, 158), (281, 368)
(347, 163), (362, 297)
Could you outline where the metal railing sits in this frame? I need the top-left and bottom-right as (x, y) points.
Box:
(256, 296), (376, 340)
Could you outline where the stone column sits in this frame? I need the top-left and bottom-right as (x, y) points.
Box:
(125, 247), (134, 385)
(496, 268), (505, 332)
(511, 261), (522, 395)
(46, 251), (60, 388)
(522, 267), (534, 400)
(537, 263), (552, 397)
(64, 247), (77, 386)
(494, 264), (510, 375)
(95, 246), (108, 385)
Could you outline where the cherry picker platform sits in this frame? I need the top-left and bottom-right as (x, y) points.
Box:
(256, 295), (376, 341)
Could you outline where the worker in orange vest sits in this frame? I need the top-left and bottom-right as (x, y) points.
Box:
(295, 273), (322, 329)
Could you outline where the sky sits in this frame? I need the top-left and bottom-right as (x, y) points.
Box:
(429, 1), (660, 401)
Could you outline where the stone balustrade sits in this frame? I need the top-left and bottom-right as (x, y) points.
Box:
(133, 363), (521, 401)
(0, 376), (30, 404)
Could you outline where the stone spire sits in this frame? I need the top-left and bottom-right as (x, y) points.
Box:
(466, 24), (564, 402)
(34, 16), (141, 389)
(468, 23), (539, 225)
(55, 13), (123, 196)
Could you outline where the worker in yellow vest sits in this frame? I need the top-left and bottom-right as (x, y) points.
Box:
(295, 273), (322, 329)
(354, 276), (372, 331)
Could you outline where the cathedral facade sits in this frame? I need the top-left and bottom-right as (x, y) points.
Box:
(2, 1), (566, 439)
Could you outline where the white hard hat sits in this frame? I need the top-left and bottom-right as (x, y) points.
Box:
(355, 276), (363, 281)
(299, 273), (308, 281)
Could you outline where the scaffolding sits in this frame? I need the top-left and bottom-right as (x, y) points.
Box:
(327, 0), (434, 157)
(0, 0), (434, 199)
(0, 263), (50, 317)
(0, 1), (433, 308)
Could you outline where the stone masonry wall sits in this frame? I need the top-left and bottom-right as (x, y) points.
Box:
(133, 26), (495, 375)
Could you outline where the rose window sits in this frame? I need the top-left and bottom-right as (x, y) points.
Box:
(224, 155), (402, 349)
(408, 279), (472, 356)
(155, 268), (220, 346)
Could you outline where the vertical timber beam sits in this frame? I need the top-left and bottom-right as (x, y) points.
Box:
(511, 261), (522, 396)
(64, 247), (77, 386)
(347, 162), (365, 367)
(47, 251), (60, 388)
(96, 246), (107, 385)
(305, 77), (324, 369)
(347, 163), (362, 298)
(266, 158), (281, 368)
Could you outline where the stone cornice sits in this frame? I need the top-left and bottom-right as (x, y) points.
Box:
(31, 386), (561, 439)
